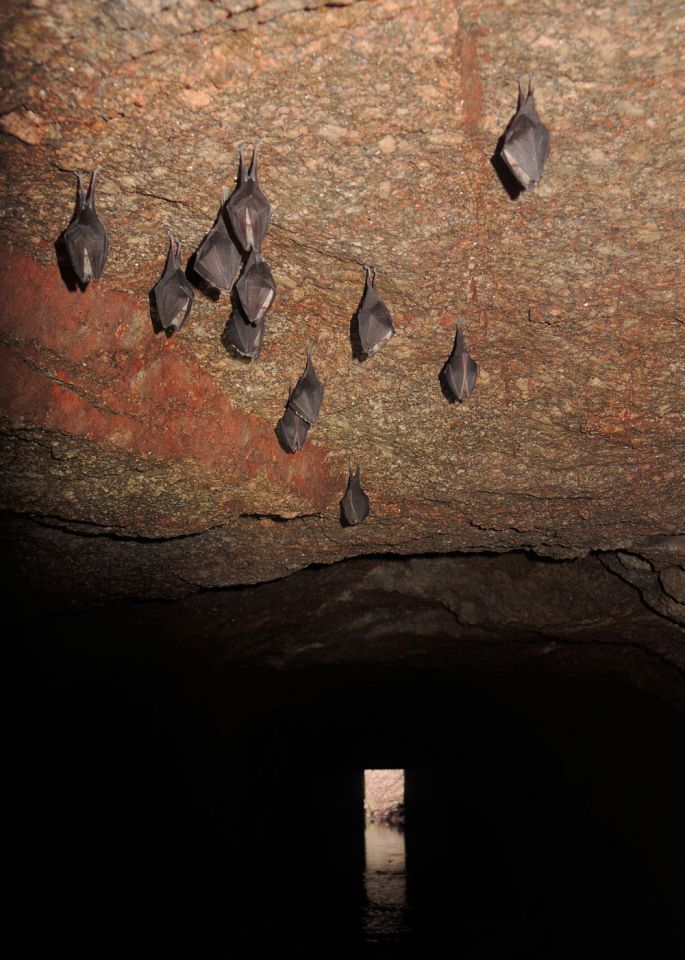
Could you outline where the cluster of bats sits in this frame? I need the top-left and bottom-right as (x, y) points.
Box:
(62, 77), (549, 527)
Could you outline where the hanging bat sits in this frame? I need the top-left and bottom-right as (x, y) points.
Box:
(194, 187), (244, 292)
(153, 234), (194, 333)
(500, 75), (550, 189)
(341, 465), (369, 526)
(227, 140), (271, 254)
(64, 166), (109, 284)
(287, 352), (324, 425)
(356, 265), (395, 357)
(235, 247), (276, 324)
(224, 309), (265, 360)
(276, 404), (310, 454)
(442, 325), (478, 401)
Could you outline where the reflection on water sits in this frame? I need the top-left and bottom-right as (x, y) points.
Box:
(363, 822), (411, 944)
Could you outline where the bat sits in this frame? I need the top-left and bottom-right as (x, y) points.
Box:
(341, 465), (369, 526)
(287, 352), (324, 425)
(356, 265), (395, 357)
(276, 405), (310, 454)
(194, 187), (244, 292)
(153, 234), (194, 333)
(235, 247), (276, 324)
(224, 309), (265, 360)
(500, 75), (550, 189)
(442, 325), (478, 401)
(64, 166), (109, 284)
(227, 140), (271, 254)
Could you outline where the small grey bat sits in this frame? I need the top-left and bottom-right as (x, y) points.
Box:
(276, 405), (310, 454)
(224, 309), (265, 360)
(64, 166), (109, 283)
(500, 75), (550, 189)
(154, 234), (194, 333)
(356, 265), (395, 357)
(227, 140), (271, 254)
(341, 466), (369, 526)
(235, 247), (276, 324)
(288, 353), (324, 425)
(194, 187), (244, 292)
(442, 325), (478, 401)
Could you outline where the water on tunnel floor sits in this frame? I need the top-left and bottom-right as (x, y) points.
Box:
(363, 822), (410, 944)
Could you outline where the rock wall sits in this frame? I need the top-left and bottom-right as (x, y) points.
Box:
(1, 0), (683, 609)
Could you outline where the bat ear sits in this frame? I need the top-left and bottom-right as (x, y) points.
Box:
(517, 75), (527, 108)
(85, 165), (101, 209)
(74, 171), (87, 211)
(363, 264), (377, 289)
(167, 231), (179, 267)
(249, 138), (262, 182)
(237, 143), (247, 186)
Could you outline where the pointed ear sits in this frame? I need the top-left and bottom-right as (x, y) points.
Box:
(517, 76), (527, 109)
(249, 138), (262, 182)
(237, 143), (247, 186)
(85, 165), (100, 208)
(75, 171), (87, 210)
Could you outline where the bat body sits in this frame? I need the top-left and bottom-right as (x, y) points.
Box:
(64, 167), (109, 283)
(235, 248), (276, 324)
(356, 266), (394, 357)
(442, 326), (478, 401)
(195, 187), (244, 292)
(276, 354), (323, 453)
(341, 466), (369, 526)
(288, 353), (324, 425)
(227, 140), (271, 254)
(501, 76), (550, 189)
(154, 235), (194, 333)
(276, 406), (310, 454)
(224, 309), (265, 360)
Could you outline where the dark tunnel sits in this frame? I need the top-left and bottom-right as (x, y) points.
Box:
(17, 612), (685, 957)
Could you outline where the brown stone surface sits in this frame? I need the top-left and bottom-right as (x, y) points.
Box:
(1, 0), (684, 607)
(11, 553), (685, 711)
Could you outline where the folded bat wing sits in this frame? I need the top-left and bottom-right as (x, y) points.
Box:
(276, 406), (310, 453)
(288, 355), (324, 425)
(65, 210), (109, 283)
(341, 467), (369, 525)
(225, 310), (265, 360)
(156, 270), (194, 332)
(236, 254), (276, 324)
(195, 221), (243, 292)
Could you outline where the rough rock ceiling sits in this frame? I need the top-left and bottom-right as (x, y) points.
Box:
(0, 0), (683, 626)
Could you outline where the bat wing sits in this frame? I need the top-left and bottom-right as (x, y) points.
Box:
(341, 469), (369, 525)
(225, 311), (265, 360)
(288, 356), (324, 425)
(502, 115), (547, 188)
(444, 350), (478, 400)
(359, 300), (395, 356)
(195, 223), (243, 292)
(227, 183), (271, 253)
(276, 406), (310, 454)
(155, 271), (194, 332)
(64, 212), (109, 283)
(236, 259), (276, 324)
